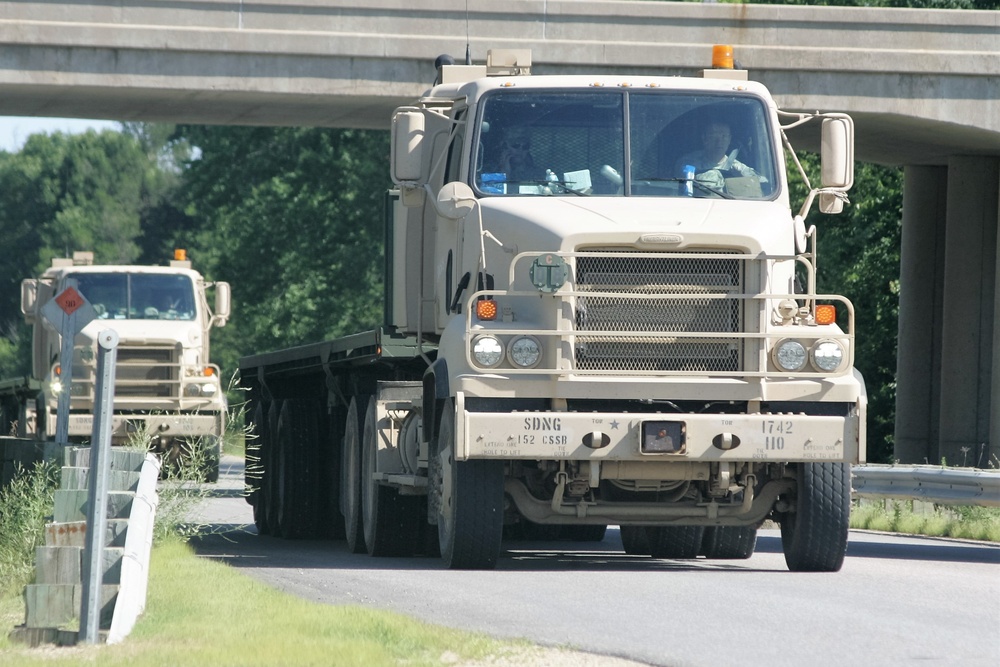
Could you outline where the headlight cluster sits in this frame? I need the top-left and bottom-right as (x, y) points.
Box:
(471, 334), (542, 369)
(184, 381), (218, 397)
(771, 338), (846, 373)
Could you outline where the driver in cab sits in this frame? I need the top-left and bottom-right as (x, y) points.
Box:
(676, 120), (763, 195)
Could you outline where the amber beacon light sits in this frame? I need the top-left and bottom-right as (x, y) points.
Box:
(712, 44), (735, 69)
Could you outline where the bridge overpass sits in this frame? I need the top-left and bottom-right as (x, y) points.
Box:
(0, 0), (998, 465)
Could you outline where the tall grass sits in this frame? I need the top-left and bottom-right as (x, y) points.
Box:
(0, 461), (60, 597)
(851, 500), (1000, 542)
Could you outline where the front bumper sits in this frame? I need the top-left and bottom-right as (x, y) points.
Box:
(56, 412), (223, 443)
(455, 393), (863, 464)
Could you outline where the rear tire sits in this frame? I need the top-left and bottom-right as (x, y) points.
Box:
(274, 399), (318, 539)
(250, 401), (270, 535)
(780, 462), (851, 572)
(432, 399), (504, 569)
(620, 526), (651, 555)
(341, 398), (367, 553)
(648, 525), (704, 559)
(700, 526), (757, 560)
(361, 397), (420, 556)
(262, 400), (282, 537)
(202, 437), (221, 484)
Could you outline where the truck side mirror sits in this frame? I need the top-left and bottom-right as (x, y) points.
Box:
(214, 282), (231, 327)
(21, 279), (39, 322)
(820, 117), (854, 190)
(391, 110), (425, 184)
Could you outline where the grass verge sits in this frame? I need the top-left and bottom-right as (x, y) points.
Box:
(0, 536), (512, 666)
(851, 500), (1000, 542)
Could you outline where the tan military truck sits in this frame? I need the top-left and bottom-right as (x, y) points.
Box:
(240, 47), (866, 570)
(3, 250), (231, 480)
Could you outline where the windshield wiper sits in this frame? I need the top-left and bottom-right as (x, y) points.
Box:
(504, 179), (591, 196)
(634, 176), (734, 200)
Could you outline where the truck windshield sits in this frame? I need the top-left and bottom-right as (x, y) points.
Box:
(68, 273), (197, 321)
(474, 90), (777, 200)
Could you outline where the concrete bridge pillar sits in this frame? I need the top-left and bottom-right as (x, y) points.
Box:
(895, 158), (999, 468)
(895, 166), (947, 465)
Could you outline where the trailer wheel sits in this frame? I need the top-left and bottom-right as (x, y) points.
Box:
(780, 462), (851, 572)
(361, 398), (420, 556)
(619, 526), (651, 555)
(262, 400), (282, 536)
(249, 401), (270, 534)
(700, 526), (758, 560)
(647, 525), (705, 559)
(341, 397), (367, 553)
(432, 399), (503, 570)
(274, 399), (318, 539)
(202, 436), (221, 484)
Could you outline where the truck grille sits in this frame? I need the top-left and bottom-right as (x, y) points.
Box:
(574, 253), (743, 372)
(115, 345), (180, 397)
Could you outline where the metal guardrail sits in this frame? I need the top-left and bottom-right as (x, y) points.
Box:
(853, 465), (1000, 508)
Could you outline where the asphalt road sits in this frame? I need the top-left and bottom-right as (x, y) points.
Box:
(191, 457), (1000, 667)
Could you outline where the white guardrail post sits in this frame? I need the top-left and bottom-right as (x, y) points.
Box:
(107, 453), (161, 644)
(852, 465), (1000, 508)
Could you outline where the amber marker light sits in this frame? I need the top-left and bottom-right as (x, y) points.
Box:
(815, 304), (837, 325)
(712, 44), (735, 69)
(174, 248), (187, 261)
(476, 299), (498, 321)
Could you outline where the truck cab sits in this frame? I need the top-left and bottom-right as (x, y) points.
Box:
(241, 47), (864, 571)
(389, 49), (864, 569)
(13, 251), (231, 479)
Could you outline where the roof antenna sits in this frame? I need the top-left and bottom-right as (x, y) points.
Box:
(465, 0), (472, 65)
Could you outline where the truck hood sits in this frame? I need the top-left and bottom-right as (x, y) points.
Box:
(75, 318), (205, 349)
(478, 196), (792, 255)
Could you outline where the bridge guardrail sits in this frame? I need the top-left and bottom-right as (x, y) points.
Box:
(852, 465), (1000, 508)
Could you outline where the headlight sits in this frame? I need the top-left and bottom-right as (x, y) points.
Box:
(811, 339), (845, 372)
(472, 335), (504, 368)
(507, 336), (542, 368)
(184, 382), (217, 397)
(772, 339), (807, 372)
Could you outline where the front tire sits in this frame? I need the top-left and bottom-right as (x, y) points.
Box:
(432, 399), (504, 570)
(780, 462), (851, 572)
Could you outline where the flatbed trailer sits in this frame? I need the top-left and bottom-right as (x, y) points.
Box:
(240, 328), (436, 546)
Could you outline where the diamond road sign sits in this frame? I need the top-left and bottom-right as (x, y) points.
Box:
(54, 286), (86, 315)
(42, 286), (97, 336)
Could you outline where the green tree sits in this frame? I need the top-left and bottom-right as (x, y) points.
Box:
(174, 126), (391, 373)
(120, 122), (203, 264)
(0, 128), (178, 377)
